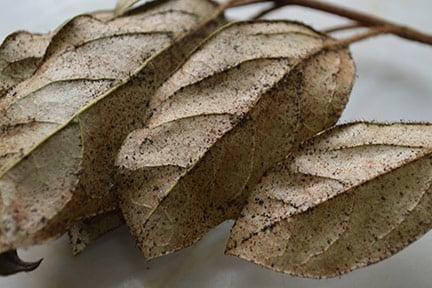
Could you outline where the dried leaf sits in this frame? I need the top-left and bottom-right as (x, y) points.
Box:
(65, 3), (226, 255)
(115, 0), (141, 16)
(0, 0), (221, 252)
(0, 10), (116, 96)
(0, 31), (52, 96)
(226, 122), (432, 278)
(68, 211), (124, 255)
(0, 250), (42, 276)
(116, 20), (355, 259)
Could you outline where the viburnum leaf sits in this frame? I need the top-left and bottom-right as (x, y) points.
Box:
(0, 0), (222, 253)
(116, 20), (355, 260)
(226, 122), (432, 278)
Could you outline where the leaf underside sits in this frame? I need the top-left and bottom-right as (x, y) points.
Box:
(2, 0), (431, 280)
(0, 10), (118, 98)
(68, 211), (124, 255)
(0, 31), (52, 97)
(116, 20), (355, 260)
(0, 0), (220, 253)
(226, 122), (432, 278)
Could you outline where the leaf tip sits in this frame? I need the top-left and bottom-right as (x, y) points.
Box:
(0, 250), (43, 276)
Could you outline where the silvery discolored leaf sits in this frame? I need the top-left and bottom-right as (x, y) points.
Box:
(226, 122), (432, 278)
(0, 0), (221, 253)
(116, 20), (355, 260)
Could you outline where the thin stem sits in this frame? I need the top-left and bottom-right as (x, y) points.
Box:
(228, 0), (432, 46)
(323, 23), (363, 33)
(325, 26), (396, 49)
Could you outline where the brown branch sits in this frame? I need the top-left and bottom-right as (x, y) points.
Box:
(325, 26), (397, 48)
(227, 0), (432, 46)
(323, 23), (363, 33)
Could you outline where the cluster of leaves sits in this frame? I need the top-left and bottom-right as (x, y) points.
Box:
(0, 0), (431, 279)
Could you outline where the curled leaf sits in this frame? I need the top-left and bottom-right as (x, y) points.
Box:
(0, 250), (42, 276)
(0, 0), (221, 253)
(116, 20), (355, 259)
(226, 122), (432, 278)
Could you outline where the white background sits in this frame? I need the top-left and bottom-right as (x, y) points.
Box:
(1, 0), (432, 287)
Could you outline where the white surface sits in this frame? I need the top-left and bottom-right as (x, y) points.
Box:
(1, 0), (432, 287)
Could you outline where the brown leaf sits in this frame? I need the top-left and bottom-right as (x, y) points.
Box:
(0, 0), (222, 252)
(0, 10), (117, 97)
(115, 0), (141, 16)
(226, 122), (432, 278)
(116, 20), (355, 260)
(0, 31), (52, 96)
(66, 1), (226, 254)
(68, 211), (124, 255)
(0, 250), (42, 276)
